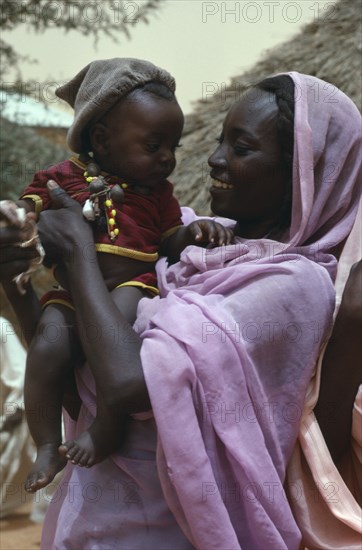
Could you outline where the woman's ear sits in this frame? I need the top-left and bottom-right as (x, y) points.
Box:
(89, 123), (110, 155)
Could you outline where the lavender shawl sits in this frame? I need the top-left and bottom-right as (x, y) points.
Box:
(42, 73), (361, 549)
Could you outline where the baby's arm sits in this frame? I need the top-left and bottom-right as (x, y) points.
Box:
(160, 220), (234, 264)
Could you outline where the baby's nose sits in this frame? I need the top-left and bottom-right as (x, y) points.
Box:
(160, 149), (174, 166)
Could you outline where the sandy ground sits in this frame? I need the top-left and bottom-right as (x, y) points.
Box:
(0, 503), (43, 550)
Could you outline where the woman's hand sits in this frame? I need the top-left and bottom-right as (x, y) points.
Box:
(0, 238), (39, 282)
(37, 180), (95, 266)
(0, 204), (38, 283)
(0, 204), (43, 345)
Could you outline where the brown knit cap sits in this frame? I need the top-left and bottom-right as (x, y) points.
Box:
(55, 57), (176, 153)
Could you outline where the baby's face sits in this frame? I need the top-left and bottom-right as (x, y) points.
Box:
(92, 93), (184, 186)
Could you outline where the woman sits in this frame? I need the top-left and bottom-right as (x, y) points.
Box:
(1, 72), (361, 549)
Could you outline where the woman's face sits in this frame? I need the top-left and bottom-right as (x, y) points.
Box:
(208, 89), (288, 238)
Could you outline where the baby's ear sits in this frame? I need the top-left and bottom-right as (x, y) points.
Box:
(89, 123), (110, 155)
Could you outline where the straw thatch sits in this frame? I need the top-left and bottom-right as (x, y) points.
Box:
(172, 0), (362, 214)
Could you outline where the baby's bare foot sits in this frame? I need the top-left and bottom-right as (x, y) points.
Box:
(59, 432), (98, 468)
(59, 420), (122, 468)
(25, 443), (66, 493)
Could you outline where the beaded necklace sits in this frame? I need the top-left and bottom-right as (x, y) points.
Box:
(79, 154), (128, 243)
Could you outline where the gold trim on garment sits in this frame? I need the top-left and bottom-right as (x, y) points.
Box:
(95, 243), (158, 262)
(21, 194), (43, 218)
(41, 299), (75, 311)
(115, 281), (159, 295)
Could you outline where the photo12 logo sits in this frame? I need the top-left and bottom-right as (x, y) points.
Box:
(201, 2), (337, 24)
(0, 1), (142, 26)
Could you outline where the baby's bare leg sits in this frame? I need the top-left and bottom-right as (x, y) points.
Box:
(59, 286), (149, 467)
(24, 304), (83, 492)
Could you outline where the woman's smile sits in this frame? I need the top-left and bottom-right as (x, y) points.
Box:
(209, 177), (235, 191)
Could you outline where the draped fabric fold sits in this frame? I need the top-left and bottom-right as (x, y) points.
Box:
(138, 240), (335, 549)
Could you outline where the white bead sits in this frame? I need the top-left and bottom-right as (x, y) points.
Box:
(82, 199), (95, 221)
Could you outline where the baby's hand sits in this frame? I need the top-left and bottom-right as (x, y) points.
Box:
(187, 219), (234, 246)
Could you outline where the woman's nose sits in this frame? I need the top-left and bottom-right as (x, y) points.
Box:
(208, 147), (227, 168)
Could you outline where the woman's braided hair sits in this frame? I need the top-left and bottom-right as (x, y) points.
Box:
(255, 75), (295, 232)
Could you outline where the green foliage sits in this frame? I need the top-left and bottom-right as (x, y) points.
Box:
(0, 0), (164, 81)
(0, 116), (70, 199)
(0, 0), (164, 198)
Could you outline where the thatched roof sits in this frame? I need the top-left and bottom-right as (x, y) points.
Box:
(172, 0), (362, 214)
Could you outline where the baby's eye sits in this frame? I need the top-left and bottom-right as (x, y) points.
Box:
(216, 134), (223, 144)
(146, 143), (160, 152)
(173, 143), (183, 152)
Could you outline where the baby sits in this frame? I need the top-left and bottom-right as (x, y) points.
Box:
(1, 58), (232, 492)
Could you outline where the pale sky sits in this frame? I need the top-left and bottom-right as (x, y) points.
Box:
(3, 0), (336, 115)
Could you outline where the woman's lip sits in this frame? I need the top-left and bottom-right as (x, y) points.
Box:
(210, 178), (235, 190)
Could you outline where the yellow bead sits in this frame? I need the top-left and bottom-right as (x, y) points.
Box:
(114, 228), (119, 236)
(105, 200), (111, 207)
(111, 209), (116, 217)
(86, 176), (95, 183)
(121, 183), (128, 189)
(108, 218), (115, 226)
(84, 171), (88, 177)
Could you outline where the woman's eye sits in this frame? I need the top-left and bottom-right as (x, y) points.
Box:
(233, 145), (250, 156)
